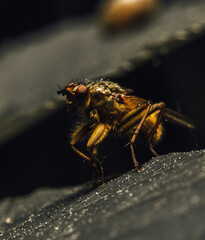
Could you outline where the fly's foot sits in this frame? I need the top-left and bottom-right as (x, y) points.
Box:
(136, 165), (144, 172)
(96, 178), (105, 186)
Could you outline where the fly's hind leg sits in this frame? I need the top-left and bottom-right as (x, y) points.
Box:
(146, 102), (165, 156)
(130, 102), (165, 169)
(130, 103), (151, 171)
(118, 101), (166, 171)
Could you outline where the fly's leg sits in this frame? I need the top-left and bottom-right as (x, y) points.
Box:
(70, 124), (99, 184)
(118, 103), (149, 132)
(93, 146), (98, 155)
(118, 102), (165, 171)
(146, 102), (165, 156)
(70, 123), (90, 161)
(130, 102), (165, 159)
(87, 123), (111, 185)
(130, 103), (151, 171)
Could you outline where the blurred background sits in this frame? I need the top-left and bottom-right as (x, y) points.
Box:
(1, 0), (205, 200)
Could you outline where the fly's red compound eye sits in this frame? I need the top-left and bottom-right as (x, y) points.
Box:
(75, 85), (88, 99)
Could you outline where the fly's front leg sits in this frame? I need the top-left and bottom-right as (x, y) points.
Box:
(70, 123), (91, 162)
(93, 146), (98, 155)
(70, 124), (99, 183)
(87, 123), (111, 185)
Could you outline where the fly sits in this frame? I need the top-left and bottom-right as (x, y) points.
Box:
(57, 79), (195, 185)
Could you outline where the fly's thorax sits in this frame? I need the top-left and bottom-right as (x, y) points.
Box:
(88, 89), (113, 111)
(87, 79), (126, 96)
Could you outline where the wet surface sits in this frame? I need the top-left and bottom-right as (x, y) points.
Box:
(1, 149), (205, 240)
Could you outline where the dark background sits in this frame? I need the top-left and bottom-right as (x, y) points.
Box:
(0, 0), (205, 200)
(0, 0), (99, 41)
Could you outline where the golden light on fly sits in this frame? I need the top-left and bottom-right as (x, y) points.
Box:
(100, 0), (159, 29)
(58, 79), (195, 186)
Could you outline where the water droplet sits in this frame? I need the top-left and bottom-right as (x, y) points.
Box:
(129, 193), (133, 197)
(5, 217), (12, 224)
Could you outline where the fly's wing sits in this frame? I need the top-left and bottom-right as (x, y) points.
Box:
(164, 108), (195, 129)
(121, 95), (195, 129)
(122, 95), (149, 105)
(123, 88), (134, 94)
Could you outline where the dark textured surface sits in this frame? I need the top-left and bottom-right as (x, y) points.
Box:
(0, 150), (205, 240)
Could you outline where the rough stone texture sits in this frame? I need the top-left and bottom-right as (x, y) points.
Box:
(0, 150), (205, 240)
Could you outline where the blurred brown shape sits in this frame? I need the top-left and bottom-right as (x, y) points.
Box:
(100, 0), (159, 29)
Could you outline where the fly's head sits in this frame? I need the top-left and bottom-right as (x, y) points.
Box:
(57, 83), (90, 112)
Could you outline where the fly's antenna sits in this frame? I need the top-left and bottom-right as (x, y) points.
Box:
(57, 84), (62, 94)
(57, 84), (67, 95)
